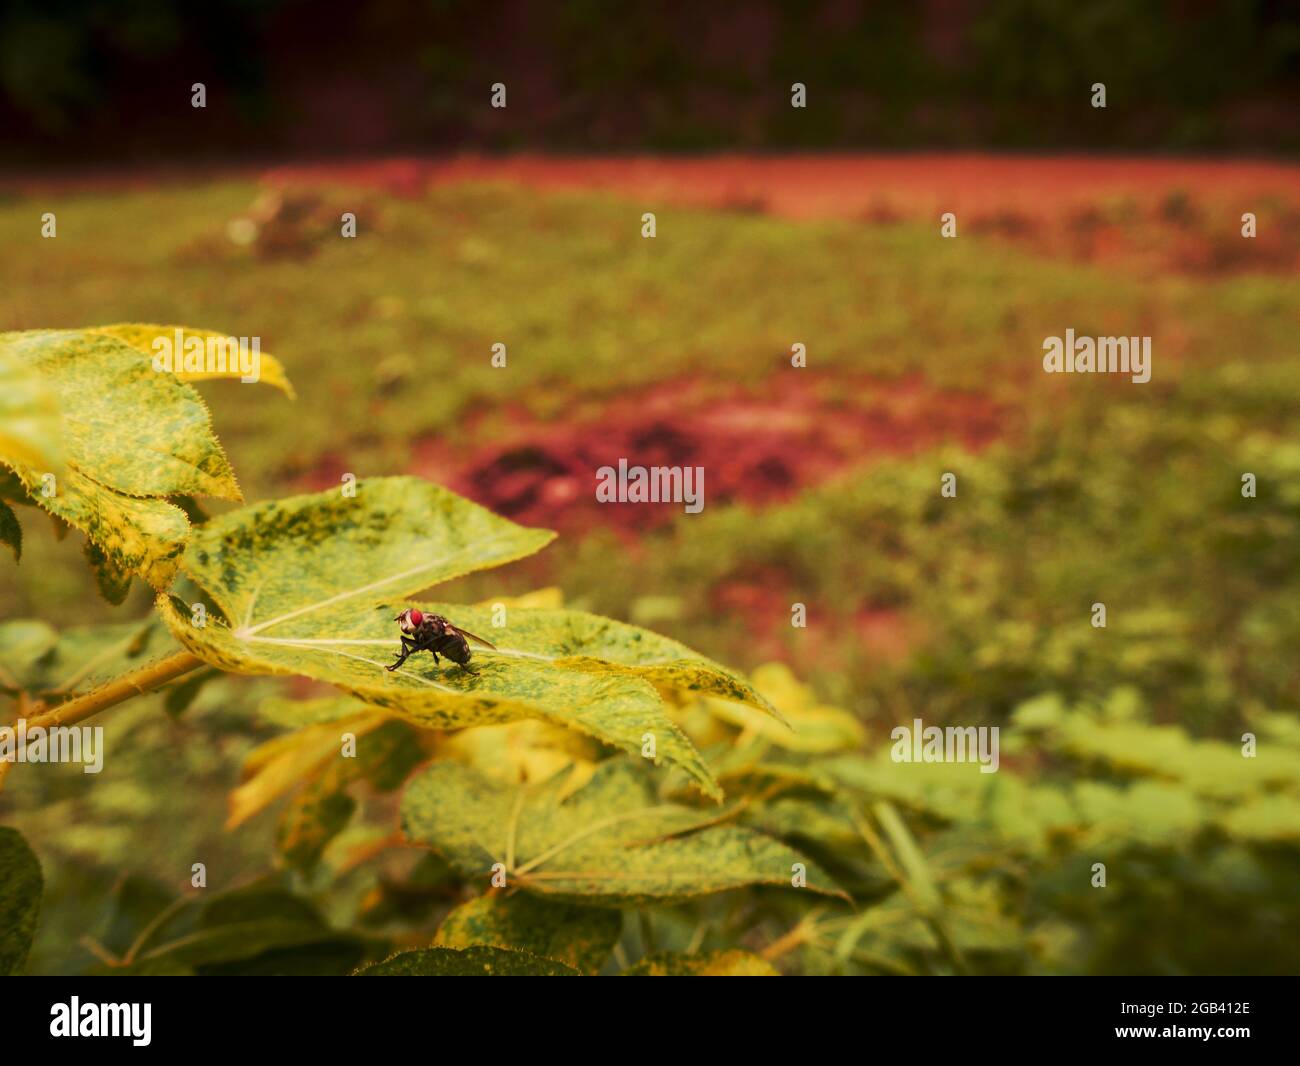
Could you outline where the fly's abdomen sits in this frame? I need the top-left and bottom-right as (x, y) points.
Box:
(434, 633), (472, 666)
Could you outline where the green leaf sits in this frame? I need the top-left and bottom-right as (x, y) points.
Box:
(0, 499), (22, 560)
(433, 893), (621, 975)
(0, 827), (43, 975)
(84, 538), (133, 604)
(0, 616), (178, 699)
(112, 885), (358, 974)
(1218, 795), (1300, 844)
(621, 950), (779, 976)
(355, 945), (581, 976)
(91, 324), (296, 399)
(0, 619), (58, 692)
(159, 477), (742, 794)
(277, 779), (357, 872)
(401, 759), (846, 905)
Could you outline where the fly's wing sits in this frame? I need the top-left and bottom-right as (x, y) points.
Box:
(448, 624), (497, 650)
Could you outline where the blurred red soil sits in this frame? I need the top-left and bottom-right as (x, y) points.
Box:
(260, 153), (1300, 274)
(398, 373), (1003, 537)
(261, 152), (1300, 217)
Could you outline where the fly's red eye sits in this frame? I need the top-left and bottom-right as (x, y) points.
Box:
(408, 609), (423, 626)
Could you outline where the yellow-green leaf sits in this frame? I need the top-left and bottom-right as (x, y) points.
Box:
(0, 347), (63, 474)
(178, 477), (555, 631)
(0, 330), (241, 500)
(158, 594), (718, 798)
(91, 323), (296, 399)
(5, 463), (191, 589)
(160, 477), (731, 794)
(401, 759), (846, 905)
(398, 601), (778, 714)
(1217, 795), (1300, 844)
(433, 893), (621, 975)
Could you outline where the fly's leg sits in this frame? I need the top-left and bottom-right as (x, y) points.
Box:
(387, 636), (417, 672)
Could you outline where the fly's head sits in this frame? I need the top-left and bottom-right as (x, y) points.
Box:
(394, 608), (424, 634)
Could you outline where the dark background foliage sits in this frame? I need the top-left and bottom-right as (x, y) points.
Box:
(3, 0), (1300, 163)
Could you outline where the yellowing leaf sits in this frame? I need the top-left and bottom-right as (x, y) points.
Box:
(434, 719), (600, 790)
(0, 327), (263, 587)
(7, 463), (190, 589)
(473, 586), (564, 610)
(256, 695), (376, 728)
(401, 759), (846, 905)
(1, 330), (241, 501)
(697, 661), (864, 753)
(0, 347), (63, 474)
(227, 710), (388, 829)
(92, 324), (296, 399)
(434, 893), (621, 975)
(621, 950), (779, 976)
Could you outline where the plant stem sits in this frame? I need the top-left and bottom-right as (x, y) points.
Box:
(0, 652), (205, 792)
(26, 651), (203, 731)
